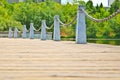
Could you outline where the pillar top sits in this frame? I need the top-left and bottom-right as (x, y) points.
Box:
(54, 15), (59, 19)
(78, 5), (85, 10)
(42, 20), (46, 22)
(30, 23), (34, 25)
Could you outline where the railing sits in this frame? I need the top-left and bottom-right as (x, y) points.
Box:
(0, 31), (9, 38)
(3, 5), (120, 44)
(1, 31), (53, 40)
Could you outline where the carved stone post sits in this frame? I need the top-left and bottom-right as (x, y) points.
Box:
(29, 23), (34, 39)
(22, 25), (27, 38)
(54, 15), (60, 41)
(14, 27), (19, 38)
(41, 20), (46, 40)
(8, 27), (13, 38)
(76, 5), (87, 44)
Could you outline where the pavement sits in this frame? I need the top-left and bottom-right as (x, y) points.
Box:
(0, 38), (120, 80)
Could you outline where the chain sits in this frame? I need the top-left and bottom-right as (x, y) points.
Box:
(15, 28), (21, 33)
(82, 8), (120, 22)
(57, 15), (77, 26)
(35, 26), (41, 31)
(26, 28), (30, 32)
(18, 30), (21, 33)
(9, 28), (15, 32)
(33, 26), (41, 31)
(45, 23), (54, 30)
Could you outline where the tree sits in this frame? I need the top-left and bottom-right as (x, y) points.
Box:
(86, 0), (95, 14)
(100, 3), (103, 8)
(0, 0), (22, 31)
(109, 0), (120, 14)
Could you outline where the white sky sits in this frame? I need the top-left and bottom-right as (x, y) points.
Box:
(61, 0), (108, 7)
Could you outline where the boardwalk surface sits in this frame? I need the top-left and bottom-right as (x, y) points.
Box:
(0, 38), (120, 80)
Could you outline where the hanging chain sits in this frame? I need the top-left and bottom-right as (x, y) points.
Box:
(33, 25), (42, 31)
(45, 23), (54, 30)
(34, 26), (41, 31)
(15, 28), (21, 33)
(81, 8), (120, 22)
(57, 15), (77, 26)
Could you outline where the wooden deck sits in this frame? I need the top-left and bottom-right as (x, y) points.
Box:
(0, 38), (120, 80)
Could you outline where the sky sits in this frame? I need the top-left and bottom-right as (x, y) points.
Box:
(61, 0), (108, 7)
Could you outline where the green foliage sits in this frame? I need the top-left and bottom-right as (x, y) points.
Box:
(86, 0), (96, 14)
(86, 0), (120, 39)
(0, 0), (22, 31)
(100, 3), (103, 8)
(61, 26), (75, 38)
(73, 0), (85, 5)
(12, 1), (62, 29)
(109, 0), (120, 13)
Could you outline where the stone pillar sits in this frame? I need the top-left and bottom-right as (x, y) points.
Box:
(8, 27), (13, 38)
(41, 20), (46, 40)
(76, 6), (87, 44)
(22, 25), (27, 38)
(54, 15), (60, 41)
(14, 27), (19, 38)
(29, 23), (34, 39)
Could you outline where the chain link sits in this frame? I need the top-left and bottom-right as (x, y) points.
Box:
(81, 8), (120, 22)
(15, 28), (21, 33)
(35, 26), (41, 31)
(25, 27), (30, 32)
(57, 15), (77, 26)
(33, 26), (42, 31)
(45, 23), (54, 30)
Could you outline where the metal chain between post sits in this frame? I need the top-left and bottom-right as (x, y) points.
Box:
(17, 28), (21, 33)
(57, 15), (77, 26)
(33, 26), (41, 31)
(25, 27), (29, 32)
(45, 23), (54, 30)
(81, 8), (120, 22)
(34, 26), (41, 31)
